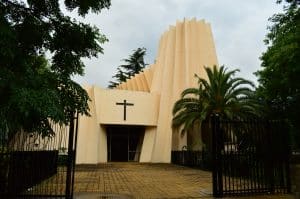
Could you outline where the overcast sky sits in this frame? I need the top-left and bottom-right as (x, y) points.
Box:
(71, 0), (284, 88)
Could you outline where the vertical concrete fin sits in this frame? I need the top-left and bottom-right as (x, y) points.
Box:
(148, 18), (219, 162)
(140, 73), (150, 92)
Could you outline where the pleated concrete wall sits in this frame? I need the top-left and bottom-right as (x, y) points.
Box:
(116, 66), (154, 92)
(118, 18), (218, 162)
(151, 19), (218, 162)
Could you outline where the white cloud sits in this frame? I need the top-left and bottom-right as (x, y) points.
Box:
(72, 0), (283, 87)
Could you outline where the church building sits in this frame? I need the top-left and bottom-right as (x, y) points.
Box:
(76, 18), (219, 164)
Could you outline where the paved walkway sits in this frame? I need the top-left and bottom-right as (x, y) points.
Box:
(73, 163), (294, 199)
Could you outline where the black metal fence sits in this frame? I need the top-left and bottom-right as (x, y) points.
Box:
(171, 150), (212, 170)
(212, 116), (291, 197)
(0, 115), (78, 198)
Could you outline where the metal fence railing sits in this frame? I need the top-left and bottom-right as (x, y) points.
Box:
(211, 116), (291, 197)
(0, 114), (78, 199)
(171, 150), (212, 170)
(172, 116), (292, 197)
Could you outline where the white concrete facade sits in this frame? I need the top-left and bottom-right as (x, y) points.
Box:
(76, 18), (218, 164)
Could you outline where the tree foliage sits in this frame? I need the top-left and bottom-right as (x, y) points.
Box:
(108, 68), (127, 88)
(255, 0), (300, 148)
(108, 47), (147, 88)
(173, 66), (259, 131)
(0, 0), (110, 138)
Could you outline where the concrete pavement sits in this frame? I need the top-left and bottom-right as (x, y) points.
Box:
(73, 163), (294, 199)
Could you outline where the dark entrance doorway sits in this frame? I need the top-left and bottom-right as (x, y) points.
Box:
(107, 126), (145, 162)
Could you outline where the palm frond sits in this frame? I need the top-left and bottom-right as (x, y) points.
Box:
(172, 65), (260, 133)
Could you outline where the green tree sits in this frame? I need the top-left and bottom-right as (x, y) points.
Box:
(121, 47), (147, 77)
(108, 68), (128, 88)
(108, 47), (147, 88)
(172, 66), (259, 148)
(255, 0), (300, 148)
(0, 0), (110, 138)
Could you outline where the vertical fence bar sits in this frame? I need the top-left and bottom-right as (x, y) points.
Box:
(212, 114), (223, 197)
(212, 115), (218, 196)
(66, 113), (75, 199)
(254, 120), (259, 192)
(70, 112), (79, 199)
(282, 121), (291, 193)
(218, 116), (223, 196)
(267, 121), (275, 194)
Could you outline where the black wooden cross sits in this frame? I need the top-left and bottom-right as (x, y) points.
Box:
(116, 100), (134, 121)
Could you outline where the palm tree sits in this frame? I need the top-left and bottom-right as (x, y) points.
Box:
(172, 65), (260, 149)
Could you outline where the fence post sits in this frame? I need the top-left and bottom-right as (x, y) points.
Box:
(212, 114), (223, 197)
(66, 113), (75, 199)
(70, 112), (79, 199)
(266, 121), (275, 194)
(283, 121), (291, 193)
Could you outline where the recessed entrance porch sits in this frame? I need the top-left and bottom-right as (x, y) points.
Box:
(106, 125), (145, 162)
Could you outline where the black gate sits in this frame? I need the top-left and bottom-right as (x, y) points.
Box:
(0, 114), (78, 198)
(212, 115), (291, 197)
